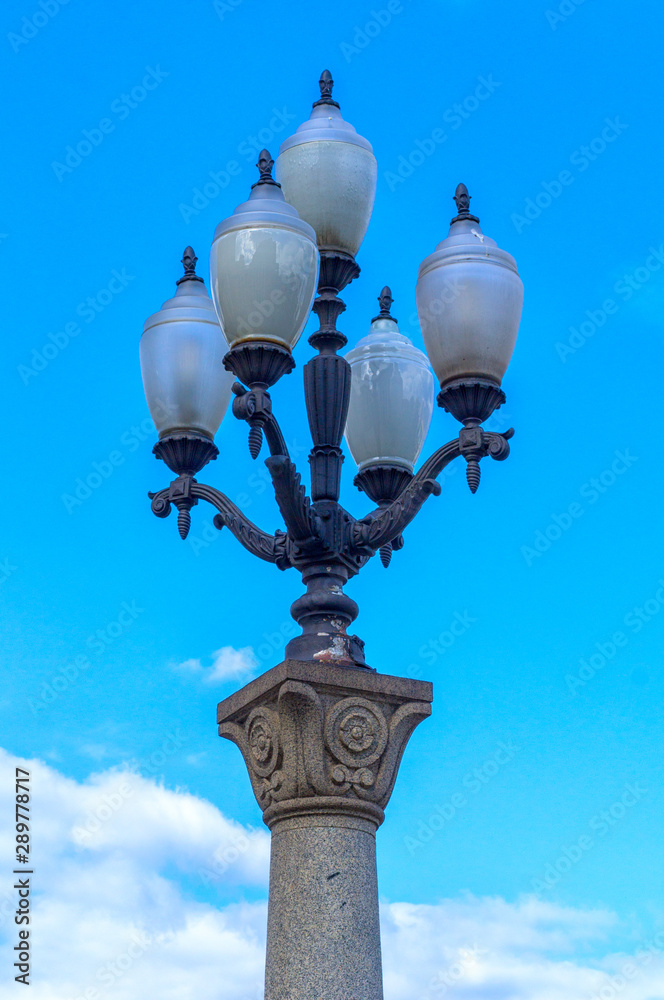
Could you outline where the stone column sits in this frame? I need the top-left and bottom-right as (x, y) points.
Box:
(217, 659), (433, 1000)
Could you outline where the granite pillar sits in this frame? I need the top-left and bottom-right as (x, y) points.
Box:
(217, 659), (433, 1000)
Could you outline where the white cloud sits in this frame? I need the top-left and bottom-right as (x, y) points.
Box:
(0, 748), (269, 1000)
(381, 898), (626, 1000)
(1, 748), (663, 1000)
(175, 646), (258, 684)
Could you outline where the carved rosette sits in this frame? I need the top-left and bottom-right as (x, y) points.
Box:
(217, 660), (432, 829)
(245, 707), (284, 801)
(325, 697), (388, 794)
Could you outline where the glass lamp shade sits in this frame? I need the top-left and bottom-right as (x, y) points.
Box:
(416, 212), (524, 388)
(345, 315), (434, 474)
(276, 100), (377, 257)
(140, 265), (234, 440)
(209, 163), (319, 354)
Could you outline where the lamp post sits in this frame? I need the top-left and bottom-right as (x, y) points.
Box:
(141, 71), (523, 1000)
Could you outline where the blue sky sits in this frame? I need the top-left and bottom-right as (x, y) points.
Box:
(2, 0), (664, 995)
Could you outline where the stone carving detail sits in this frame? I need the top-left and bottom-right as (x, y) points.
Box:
(245, 707), (284, 802)
(218, 669), (431, 822)
(247, 708), (280, 775)
(330, 763), (375, 794)
(325, 697), (388, 769)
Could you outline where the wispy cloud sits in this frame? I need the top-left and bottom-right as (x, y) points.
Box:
(175, 645), (259, 685)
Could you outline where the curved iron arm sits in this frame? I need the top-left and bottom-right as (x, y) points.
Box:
(231, 383), (317, 544)
(351, 428), (514, 553)
(150, 480), (290, 568)
(351, 441), (457, 553)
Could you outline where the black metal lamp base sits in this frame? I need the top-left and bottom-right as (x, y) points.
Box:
(153, 434), (219, 476)
(438, 378), (506, 426)
(317, 250), (360, 295)
(308, 250), (361, 354)
(354, 465), (413, 568)
(224, 343), (295, 390)
(354, 465), (413, 505)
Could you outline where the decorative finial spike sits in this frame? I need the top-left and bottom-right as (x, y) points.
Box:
(257, 149), (274, 179)
(379, 286), (393, 314)
(313, 69), (340, 108)
(177, 246), (204, 284)
(451, 182), (480, 225)
(182, 246), (197, 272)
(177, 507), (191, 539)
(380, 542), (393, 568)
(248, 425), (263, 460)
(371, 285), (398, 324)
(251, 149), (280, 189)
(454, 183), (470, 213)
(466, 460), (481, 494)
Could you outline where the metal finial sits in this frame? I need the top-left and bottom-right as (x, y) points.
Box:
(177, 507), (191, 539)
(248, 425), (263, 460)
(313, 69), (340, 108)
(177, 246), (204, 284)
(451, 183), (480, 225)
(466, 460), (481, 494)
(251, 149), (280, 189)
(371, 285), (398, 324)
(380, 542), (393, 568)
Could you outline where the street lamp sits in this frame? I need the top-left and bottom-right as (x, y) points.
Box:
(209, 149), (320, 364)
(275, 69), (377, 260)
(344, 287), (434, 567)
(416, 181), (523, 490)
(140, 72), (523, 1000)
(140, 246), (234, 509)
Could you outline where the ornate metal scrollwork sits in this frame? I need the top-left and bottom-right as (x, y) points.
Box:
(148, 245), (515, 667)
(352, 427), (514, 555)
(149, 477), (290, 567)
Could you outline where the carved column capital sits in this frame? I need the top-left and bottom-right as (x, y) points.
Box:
(217, 660), (432, 831)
